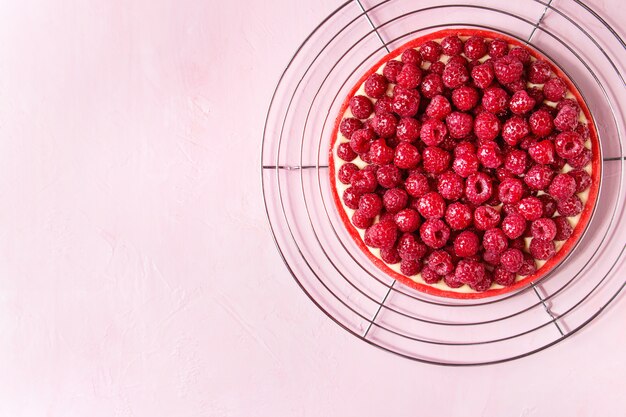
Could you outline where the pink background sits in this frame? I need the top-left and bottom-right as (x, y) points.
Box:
(0, 0), (623, 415)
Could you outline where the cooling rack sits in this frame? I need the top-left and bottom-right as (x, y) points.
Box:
(261, 0), (626, 365)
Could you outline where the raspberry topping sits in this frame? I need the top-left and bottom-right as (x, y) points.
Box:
(471, 62), (495, 89)
(405, 173), (431, 198)
(396, 117), (421, 142)
(483, 228), (508, 254)
(420, 117), (448, 145)
(494, 55), (524, 84)
(437, 171), (464, 200)
(420, 73), (444, 99)
(548, 173), (576, 201)
(569, 169), (592, 193)
(528, 140), (556, 165)
(494, 266), (516, 286)
(337, 142), (358, 162)
(338, 163), (359, 184)
(478, 141), (504, 168)
(339, 117), (364, 139)
(380, 246), (401, 264)
(427, 250), (454, 275)
(554, 216), (573, 241)
(376, 164), (402, 188)
(394, 142), (421, 169)
(482, 87), (509, 114)
(474, 205), (501, 230)
(451, 86), (479, 111)
(464, 36), (488, 60)
(528, 60), (552, 83)
(445, 202), (473, 230)
(500, 248), (524, 273)
(554, 105), (579, 132)
(501, 212), (526, 239)
(529, 238), (556, 260)
(422, 146), (451, 174)
(556, 195), (583, 217)
(441, 35), (463, 56)
(349, 95), (374, 119)
(352, 210), (374, 229)
(529, 109), (554, 137)
(554, 131), (585, 159)
(383, 188), (409, 213)
(442, 63), (469, 89)
(530, 217), (557, 241)
(465, 172), (493, 205)
(397, 63), (423, 89)
(543, 77), (567, 102)
(455, 259), (485, 286)
(502, 116), (530, 146)
(425, 95), (452, 120)
(446, 112), (473, 139)
(383, 60), (403, 83)
(394, 208), (421, 233)
(364, 73), (389, 99)
(420, 41), (443, 62)
(397, 233), (428, 261)
(518, 197), (544, 221)
(417, 191), (446, 219)
(400, 259), (422, 276)
(488, 38), (508, 58)
(392, 86), (421, 117)
(454, 230), (480, 257)
(509, 90), (536, 115)
(498, 178), (524, 204)
(420, 219), (451, 249)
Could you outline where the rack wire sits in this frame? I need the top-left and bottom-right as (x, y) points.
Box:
(261, 0), (626, 365)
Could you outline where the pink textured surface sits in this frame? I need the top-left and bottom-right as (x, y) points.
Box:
(0, 0), (623, 416)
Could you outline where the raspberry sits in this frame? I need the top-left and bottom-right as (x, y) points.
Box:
(425, 95), (452, 120)
(442, 63), (469, 89)
(502, 116), (530, 146)
(539, 194), (558, 218)
(452, 152), (480, 178)
(451, 85), (479, 111)
(401, 48), (422, 66)
(496, 167), (515, 182)
(526, 86), (545, 105)
(498, 178), (524, 203)
(508, 46), (531, 65)
(405, 173), (431, 198)
(530, 217), (557, 241)
(493, 266), (516, 286)
(379, 211), (395, 223)
(445, 112), (473, 139)
(471, 273), (493, 292)
(529, 109), (554, 137)
(400, 258), (422, 276)
(494, 55), (524, 84)
(383, 60), (403, 83)
(392, 86), (421, 117)
(371, 113), (397, 138)
(555, 131), (584, 159)
(420, 266), (440, 283)
(504, 78), (527, 94)
(554, 105), (579, 132)
(396, 117), (421, 142)
(464, 36), (487, 60)
(518, 196), (544, 221)
(342, 187), (361, 209)
(394, 142), (421, 169)
(368, 138), (394, 165)
(478, 141), (503, 168)
(509, 90), (536, 115)
(417, 191), (446, 219)
(529, 238), (556, 260)
(528, 60), (552, 83)
(576, 122), (590, 140)
(350, 169), (378, 195)
(364, 73), (389, 99)
(420, 117), (448, 145)
(380, 245), (401, 264)
(339, 117), (364, 139)
(569, 169), (591, 193)
(349, 128), (375, 154)
(567, 148), (592, 170)
(528, 140), (556, 165)
(548, 173), (576, 201)
(397, 63), (423, 89)
(474, 205), (500, 230)
(502, 212), (526, 239)
(422, 146), (451, 174)
(445, 202), (473, 230)
(483, 228), (508, 254)
(482, 87), (509, 114)
(473, 111), (501, 142)
(437, 171), (464, 200)
(465, 172), (493, 205)
(441, 35), (463, 56)
(364, 220), (399, 249)
(383, 188), (409, 213)
(455, 259), (485, 286)
(351, 209), (373, 229)
(557, 195), (583, 216)
(471, 62), (495, 89)
(358, 193), (383, 218)
(420, 40), (443, 62)
(556, 98), (580, 113)
(488, 38), (508, 58)
(376, 164), (402, 188)
(429, 61), (445, 75)
(420, 218), (451, 249)
(338, 163), (359, 184)
(426, 250), (454, 275)
(518, 253), (537, 276)
(524, 164), (555, 190)
(543, 77), (567, 102)
(397, 233), (428, 260)
(453, 230), (480, 257)
(375, 96), (394, 114)
(554, 216), (573, 240)
(394, 208), (421, 233)
(337, 142), (358, 162)
(500, 248), (523, 273)
(420, 73), (444, 99)
(444, 272), (464, 288)
(349, 95), (374, 119)
(455, 141), (477, 157)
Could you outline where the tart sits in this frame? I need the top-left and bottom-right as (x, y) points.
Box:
(329, 29), (600, 299)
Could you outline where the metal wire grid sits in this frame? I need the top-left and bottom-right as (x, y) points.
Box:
(261, 0), (626, 365)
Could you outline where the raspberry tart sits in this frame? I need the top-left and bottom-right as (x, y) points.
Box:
(329, 29), (600, 299)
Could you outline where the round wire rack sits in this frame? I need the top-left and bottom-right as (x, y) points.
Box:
(261, 0), (626, 365)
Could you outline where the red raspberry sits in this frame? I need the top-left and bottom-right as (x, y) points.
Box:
(337, 142), (358, 162)
(539, 194), (558, 217)
(368, 138), (394, 165)
(455, 259), (485, 286)
(508, 46), (531, 65)
(380, 245), (401, 264)
(554, 105), (579, 132)
(400, 258), (422, 276)
(498, 178), (524, 203)
(350, 128), (375, 154)
(401, 48), (422, 66)
(451, 86), (479, 111)
(508, 237), (525, 251)
(437, 171), (464, 200)
(528, 59), (552, 83)
(383, 188), (409, 213)
(445, 202), (473, 230)
(383, 60), (403, 83)
(427, 250), (454, 275)
(471, 62), (495, 89)
(364, 220), (398, 249)
(557, 195), (583, 217)
(530, 217), (557, 241)
(429, 61), (445, 75)
(394, 208), (421, 233)
(445, 112), (473, 139)
(465, 172), (493, 205)
(420, 41), (442, 62)
(425, 95), (452, 120)
(477, 141), (503, 168)
(350, 169), (378, 194)
(554, 216), (573, 240)
(548, 173), (576, 201)
(339, 117), (364, 139)
(569, 169), (591, 193)
(453, 230), (480, 257)
(342, 187), (361, 209)
(379, 211), (395, 223)
(526, 86), (545, 104)
(396, 117), (421, 142)
(473, 205), (500, 230)
(441, 35), (463, 56)
(364, 73), (389, 99)
(556, 98), (580, 112)
(420, 218), (451, 249)
(371, 113), (397, 138)
(397, 233), (428, 260)
(493, 266), (515, 286)
(444, 271), (463, 288)
(455, 141), (476, 157)
(375, 96), (394, 114)
(349, 95), (374, 119)
(529, 109), (554, 137)
(358, 193), (383, 218)
(452, 152), (480, 178)
(502, 116), (530, 146)
(442, 63), (469, 89)
(524, 164), (555, 190)
(504, 78), (527, 94)
(518, 196), (544, 221)
(394, 142), (421, 169)
(420, 73), (444, 99)
(464, 36), (487, 60)
(529, 238), (556, 260)
(422, 146), (451, 174)
(417, 191), (446, 219)
(405, 173), (431, 198)
(494, 55), (524, 84)
(543, 77), (567, 102)
(509, 90), (536, 115)
(567, 147), (592, 170)
(500, 248), (523, 273)
(419, 266), (439, 283)
(392, 86), (421, 117)
(338, 163), (359, 184)
(502, 212), (526, 239)
(483, 228), (508, 254)
(397, 63), (423, 89)
(487, 38), (507, 58)
(482, 87), (509, 114)
(351, 209), (373, 229)
(496, 166), (515, 181)
(555, 131), (584, 159)
(518, 253), (537, 276)
(470, 272), (493, 292)
(528, 140), (556, 165)
(473, 111), (501, 142)
(420, 117), (448, 145)
(376, 164), (402, 188)
(576, 122), (590, 140)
